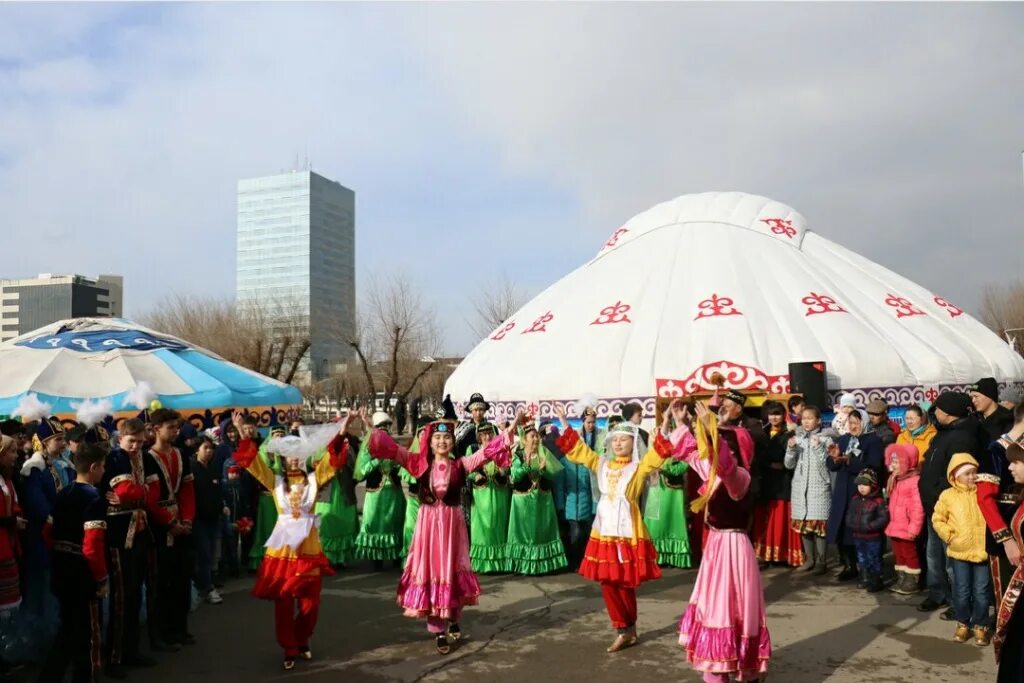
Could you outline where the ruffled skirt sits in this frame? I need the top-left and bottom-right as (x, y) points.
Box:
(398, 502), (481, 620)
(679, 529), (771, 677)
(580, 536), (661, 587)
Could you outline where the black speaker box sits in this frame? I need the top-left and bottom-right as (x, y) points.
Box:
(788, 361), (828, 409)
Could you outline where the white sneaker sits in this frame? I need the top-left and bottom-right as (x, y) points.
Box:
(205, 589), (224, 605)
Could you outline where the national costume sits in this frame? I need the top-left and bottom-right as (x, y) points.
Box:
(467, 424), (512, 574)
(143, 439), (196, 649)
(37, 481), (107, 683)
(506, 428), (568, 575)
(554, 420), (673, 650)
(354, 430), (406, 563)
(234, 425), (351, 668)
(642, 456), (693, 569)
(368, 420), (510, 651)
(670, 411), (771, 682)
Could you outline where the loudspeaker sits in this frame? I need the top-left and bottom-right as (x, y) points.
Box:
(788, 361), (828, 409)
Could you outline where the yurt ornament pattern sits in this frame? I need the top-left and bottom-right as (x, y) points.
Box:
(447, 191), (1024, 413)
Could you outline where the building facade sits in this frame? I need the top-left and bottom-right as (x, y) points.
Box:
(0, 273), (124, 342)
(236, 170), (355, 381)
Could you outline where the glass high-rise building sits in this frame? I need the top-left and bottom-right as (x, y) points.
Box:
(236, 170), (355, 381)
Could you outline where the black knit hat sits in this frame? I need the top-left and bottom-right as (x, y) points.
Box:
(935, 391), (971, 418)
(970, 377), (999, 403)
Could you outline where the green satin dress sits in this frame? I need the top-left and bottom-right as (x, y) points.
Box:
(354, 437), (406, 561)
(642, 458), (693, 568)
(506, 448), (567, 575)
(309, 448), (358, 566)
(469, 460), (512, 573)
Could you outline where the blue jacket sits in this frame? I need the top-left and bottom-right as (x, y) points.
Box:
(554, 428), (602, 521)
(21, 459), (64, 568)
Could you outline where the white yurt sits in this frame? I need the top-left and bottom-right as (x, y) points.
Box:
(445, 192), (1024, 421)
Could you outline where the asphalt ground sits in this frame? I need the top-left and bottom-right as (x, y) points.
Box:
(37, 560), (992, 683)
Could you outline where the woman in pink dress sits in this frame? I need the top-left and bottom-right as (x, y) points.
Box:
(365, 408), (512, 655)
(668, 399), (771, 682)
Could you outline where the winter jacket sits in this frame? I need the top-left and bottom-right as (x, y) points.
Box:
(785, 426), (833, 522)
(931, 452), (987, 562)
(978, 406), (1014, 448)
(554, 428), (601, 520)
(896, 424), (937, 466)
(757, 425), (793, 502)
(868, 420), (899, 447)
(919, 415), (981, 515)
(846, 490), (889, 542)
(826, 431), (885, 545)
(884, 444), (925, 541)
(191, 456), (225, 522)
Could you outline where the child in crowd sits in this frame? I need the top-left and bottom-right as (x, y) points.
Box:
(885, 443), (924, 595)
(932, 454), (992, 645)
(845, 469), (889, 592)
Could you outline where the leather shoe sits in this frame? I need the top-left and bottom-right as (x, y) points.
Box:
(917, 597), (946, 613)
(939, 607), (957, 621)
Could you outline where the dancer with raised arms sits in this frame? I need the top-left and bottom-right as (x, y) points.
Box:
(553, 401), (677, 653)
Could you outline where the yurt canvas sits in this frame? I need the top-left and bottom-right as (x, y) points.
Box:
(445, 192), (1024, 421)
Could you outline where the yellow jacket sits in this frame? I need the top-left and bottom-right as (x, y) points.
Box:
(931, 453), (987, 563)
(897, 424), (937, 467)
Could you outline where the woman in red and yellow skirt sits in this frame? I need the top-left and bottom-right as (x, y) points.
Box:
(553, 404), (675, 653)
(233, 414), (354, 671)
(752, 402), (804, 567)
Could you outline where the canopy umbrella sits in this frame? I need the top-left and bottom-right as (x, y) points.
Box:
(445, 191), (1024, 422)
(0, 317), (302, 426)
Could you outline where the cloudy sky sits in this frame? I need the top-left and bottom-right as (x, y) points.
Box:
(1, 3), (1021, 354)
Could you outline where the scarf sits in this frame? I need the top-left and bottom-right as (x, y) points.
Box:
(910, 425), (927, 438)
(689, 414), (720, 514)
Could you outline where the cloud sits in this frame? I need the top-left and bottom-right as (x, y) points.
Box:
(0, 3), (1020, 358)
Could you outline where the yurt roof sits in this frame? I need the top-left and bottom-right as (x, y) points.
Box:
(445, 192), (1024, 416)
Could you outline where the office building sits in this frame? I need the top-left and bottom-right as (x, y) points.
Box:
(0, 273), (124, 342)
(237, 170), (355, 381)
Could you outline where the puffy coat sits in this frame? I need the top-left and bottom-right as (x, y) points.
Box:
(918, 415), (980, 515)
(884, 444), (924, 541)
(931, 453), (987, 562)
(785, 426), (833, 522)
(896, 424), (937, 466)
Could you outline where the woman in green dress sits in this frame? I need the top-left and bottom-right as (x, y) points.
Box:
(354, 413), (406, 568)
(506, 423), (568, 575)
(309, 441), (359, 567)
(468, 424), (512, 574)
(642, 457), (693, 568)
(248, 437), (281, 570)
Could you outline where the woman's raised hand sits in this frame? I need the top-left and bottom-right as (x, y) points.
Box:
(694, 401), (712, 429)
(669, 399), (689, 427)
(554, 403), (569, 430)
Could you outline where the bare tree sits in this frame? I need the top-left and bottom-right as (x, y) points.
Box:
(140, 294), (311, 384)
(341, 273), (443, 418)
(468, 274), (525, 340)
(980, 279), (1024, 353)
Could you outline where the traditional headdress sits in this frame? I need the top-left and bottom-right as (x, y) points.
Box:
(466, 393), (491, 412)
(603, 421), (643, 464)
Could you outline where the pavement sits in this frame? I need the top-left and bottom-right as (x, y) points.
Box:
(51, 562), (995, 683)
